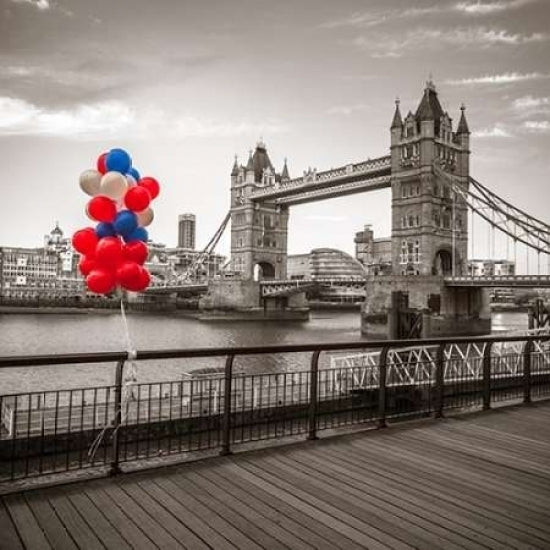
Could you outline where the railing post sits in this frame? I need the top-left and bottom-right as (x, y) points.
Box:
(308, 350), (321, 441)
(434, 343), (445, 418)
(523, 340), (533, 404)
(110, 359), (125, 476)
(482, 342), (493, 411)
(220, 354), (234, 456)
(378, 346), (389, 429)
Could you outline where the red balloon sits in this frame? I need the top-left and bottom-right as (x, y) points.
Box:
(87, 196), (116, 223)
(138, 177), (160, 200)
(116, 261), (142, 290)
(123, 241), (148, 265)
(72, 228), (98, 255)
(86, 269), (116, 294)
(136, 266), (151, 291)
(124, 186), (151, 212)
(95, 236), (123, 268)
(78, 255), (97, 276)
(97, 152), (108, 174)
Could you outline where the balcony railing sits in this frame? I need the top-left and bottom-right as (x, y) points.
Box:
(1, 333), (549, 488)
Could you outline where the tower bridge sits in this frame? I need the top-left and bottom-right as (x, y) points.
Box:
(154, 79), (550, 337)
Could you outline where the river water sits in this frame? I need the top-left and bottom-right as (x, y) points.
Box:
(0, 310), (527, 395)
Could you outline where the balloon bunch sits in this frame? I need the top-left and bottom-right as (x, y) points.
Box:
(72, 148), (160, 294)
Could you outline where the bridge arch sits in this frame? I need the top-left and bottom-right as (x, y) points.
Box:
(433, 247), (462, 276)
(253, 261), (276, 281)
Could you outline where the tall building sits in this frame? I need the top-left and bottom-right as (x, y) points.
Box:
(354, 225), (392, 275)
(178, 214), (196, 250)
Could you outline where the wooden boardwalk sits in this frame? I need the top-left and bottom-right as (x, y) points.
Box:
(1, 402), (550, 549)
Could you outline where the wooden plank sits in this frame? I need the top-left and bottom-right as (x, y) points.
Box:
(119, 481), (209, 550)
(232, 459), (411, 550)
(355, 435), (550, 513)
(167, 471), (290, 550)
(84, 485), (158, 550)
(47, 492), (104, 550)
(257, 453), (470, 550)
(66, 491), (132, 550)
(99, 482), (181, 550)
(289, 446), (532, 550)
(138, 479), (237, 550)
(213, 461), (364, 550)
(3, 494), (51, 550)
(346, 438), (550, 542)
(398, 429), (550, 492)
(314, 444), (550, 547)
(188, 468), (316, 550)
(0, 500), (24, 550)
(25, 493), (77, 550)
(154, 475), (263, 550)
(204, 465), (348, 550)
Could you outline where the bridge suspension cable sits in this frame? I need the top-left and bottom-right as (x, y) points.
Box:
(435, 166), (550, 256)
(173, 211), (231, 283)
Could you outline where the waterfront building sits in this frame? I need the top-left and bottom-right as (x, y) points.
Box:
(354, 225), (392, 275)
(287, 248), (366, 302)
(0, 224), (83, 301)
(178, 213), (196, 250)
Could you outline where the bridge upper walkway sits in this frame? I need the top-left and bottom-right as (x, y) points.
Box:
(248, 154), (391, 205)
(2, 402), (550, 549)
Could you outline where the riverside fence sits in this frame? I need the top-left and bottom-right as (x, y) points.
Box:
(1, 333), (550, 487)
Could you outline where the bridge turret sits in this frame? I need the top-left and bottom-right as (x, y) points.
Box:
(281, 158), (290, 182)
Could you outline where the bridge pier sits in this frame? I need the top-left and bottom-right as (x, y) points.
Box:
(198, 279), (309, 321)
(362, 276), (491, 338)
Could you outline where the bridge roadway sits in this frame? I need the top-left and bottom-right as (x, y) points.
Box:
(2, 402), (550, 549)
(146, 275), (550, 296)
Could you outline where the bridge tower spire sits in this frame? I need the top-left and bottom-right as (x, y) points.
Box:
(390, 80), (469, 277)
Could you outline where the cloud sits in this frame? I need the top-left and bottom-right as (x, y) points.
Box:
(321, 0), (538, 28)
(512, 96), (550, 117)
(472, 125), (513, 137)
(523, 120), (550, 133)
(0, 97), (133, 137)
(326, 103), (371, 116)
(10, 0), (50, 10)
(455, 0), (538, 14)
(446, 72), (549, 85)
(352, 28), (547, 57)
(0, 96), (289, 139)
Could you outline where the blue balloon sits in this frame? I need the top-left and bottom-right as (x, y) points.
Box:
(96, 222), (116, 239)
(125, 226), (148, 243)
(113, 210), (138, 237)
(128, 167), (141, 181)
(106, 148), (131, 174)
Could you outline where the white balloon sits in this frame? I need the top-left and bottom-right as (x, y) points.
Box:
(100, 171), (128, 201)
(79, 169), (101, 196)
(126, 175), (137, 187)
(137, 207), (154, 227)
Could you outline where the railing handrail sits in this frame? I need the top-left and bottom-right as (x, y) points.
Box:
(1, 333), (549, 368)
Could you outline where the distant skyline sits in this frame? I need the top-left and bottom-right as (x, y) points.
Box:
(1, 0), (549, 261)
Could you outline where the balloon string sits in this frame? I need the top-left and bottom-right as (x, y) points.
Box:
(88, 294), (138, 464)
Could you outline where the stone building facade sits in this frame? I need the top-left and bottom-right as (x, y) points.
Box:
(390, 80), (470, 277)
(230, 142), (289, 280)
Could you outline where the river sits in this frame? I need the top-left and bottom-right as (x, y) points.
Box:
(0, 310), (528, 395)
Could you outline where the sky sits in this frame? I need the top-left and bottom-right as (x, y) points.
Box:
(1, 0), (549, 261)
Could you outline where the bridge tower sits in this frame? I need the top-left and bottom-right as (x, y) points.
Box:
(390, 80), (470, 277)
(230, 141), (290, 280)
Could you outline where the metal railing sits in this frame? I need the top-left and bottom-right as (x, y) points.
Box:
(1, 333), (549, 487)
